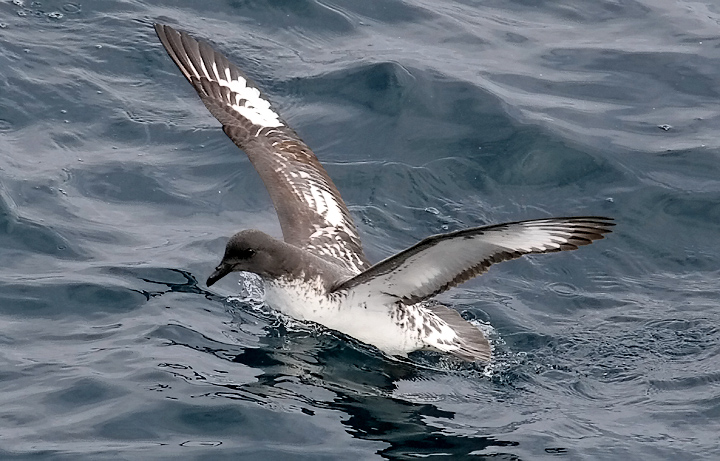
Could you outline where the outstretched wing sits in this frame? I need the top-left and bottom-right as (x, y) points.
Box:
(154, 24), (369, 273)
(332, 217), (614, 304)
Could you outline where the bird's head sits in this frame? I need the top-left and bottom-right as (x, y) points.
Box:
(206, 230), (285, 286)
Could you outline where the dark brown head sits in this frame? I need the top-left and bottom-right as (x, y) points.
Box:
(206, 230), (290, 286)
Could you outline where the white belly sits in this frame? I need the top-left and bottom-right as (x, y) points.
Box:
(263, 277), (425, 356)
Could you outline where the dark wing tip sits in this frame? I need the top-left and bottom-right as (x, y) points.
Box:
(153, 23), (182, 46)
(564, 216), (615, 246)
(528, 216), (614, 252)
(154, 23), (195, 83)
(153, 23), (176, 55)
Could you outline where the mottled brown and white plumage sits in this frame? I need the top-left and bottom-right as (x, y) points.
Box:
(155, 24), (614, 362)
(155, 24), (368, 274)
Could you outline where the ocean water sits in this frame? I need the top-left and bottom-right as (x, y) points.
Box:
(1, 0), (719, 459)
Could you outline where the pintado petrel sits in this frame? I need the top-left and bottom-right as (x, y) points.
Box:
(154, 24), (613, 362)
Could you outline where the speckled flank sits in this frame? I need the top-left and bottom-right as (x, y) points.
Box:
(263, 276), (466, 357)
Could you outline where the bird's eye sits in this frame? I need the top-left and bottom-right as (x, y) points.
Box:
(242, 248), (256, 259)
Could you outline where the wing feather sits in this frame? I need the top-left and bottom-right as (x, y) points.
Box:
(154, 24), (369, 273)
(332, 217), (614, 304)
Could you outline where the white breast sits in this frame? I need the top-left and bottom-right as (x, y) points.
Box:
(262, 276), (426, 356)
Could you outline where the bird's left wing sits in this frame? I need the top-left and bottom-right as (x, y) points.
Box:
(332, 217), (614, 304)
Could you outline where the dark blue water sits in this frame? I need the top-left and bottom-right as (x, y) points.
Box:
(1, 0), (719, 459)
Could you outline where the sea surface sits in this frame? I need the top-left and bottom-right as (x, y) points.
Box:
(1, 0), (719, 459)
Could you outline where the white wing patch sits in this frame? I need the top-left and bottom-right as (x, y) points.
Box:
(306, 226), (366, 274)
(208, 62), (283, 128)
(308, 184), (346, 229)
(483, 220), (576, 252)
(273, 161), (365, 273)
(177, 43), (284, 128)
(304, 183), (364, 272)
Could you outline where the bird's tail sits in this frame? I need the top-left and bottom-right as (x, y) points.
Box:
(422, 302), (491, 362)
